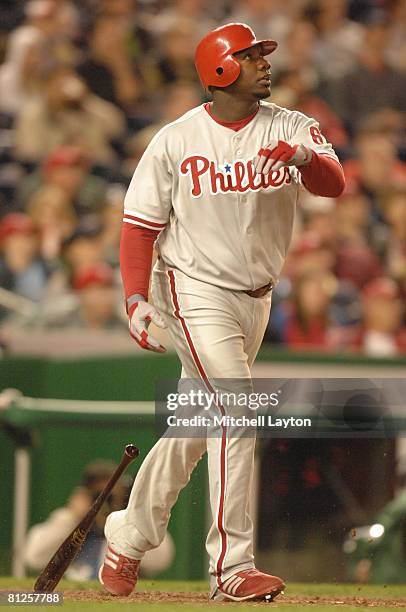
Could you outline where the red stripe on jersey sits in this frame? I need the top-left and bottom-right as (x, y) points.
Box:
(124, 214), (167, 229)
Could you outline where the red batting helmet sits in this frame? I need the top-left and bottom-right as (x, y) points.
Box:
(195, 23), (277, 89)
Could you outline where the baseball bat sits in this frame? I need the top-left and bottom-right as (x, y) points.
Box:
(34, 443), (139, 592)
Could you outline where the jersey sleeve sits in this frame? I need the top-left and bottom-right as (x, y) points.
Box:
(287, 111), (342, 188)
(123, 129), (172, 231)
(289, 112), (340, 164)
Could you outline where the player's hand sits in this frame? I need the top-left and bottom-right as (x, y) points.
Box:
(128, 296), (167, 353)
(254, 140), (312, 175)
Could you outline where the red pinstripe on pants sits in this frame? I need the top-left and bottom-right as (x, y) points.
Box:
(167, 269), (228, 586)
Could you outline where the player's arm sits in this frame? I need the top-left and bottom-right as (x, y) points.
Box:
(121, 133), (172, 353)
(121, 222), (167, 352)
(254, 119), (345, 198)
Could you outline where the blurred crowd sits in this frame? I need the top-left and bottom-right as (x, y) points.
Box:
(0, 0), (405, 356)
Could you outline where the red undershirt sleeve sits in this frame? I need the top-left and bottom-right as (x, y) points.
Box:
(120, 222), (158, 303)
(298, 152), (345, 198)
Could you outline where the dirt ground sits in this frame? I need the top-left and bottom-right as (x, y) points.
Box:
(62, 589), (406, 607)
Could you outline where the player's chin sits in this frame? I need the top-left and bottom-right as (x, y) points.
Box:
(253, 84), (271, 99)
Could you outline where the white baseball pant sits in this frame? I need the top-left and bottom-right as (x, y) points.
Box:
(105, 258), (272, 596)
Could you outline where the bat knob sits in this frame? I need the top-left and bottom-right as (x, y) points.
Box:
(125, 444), (140, 459)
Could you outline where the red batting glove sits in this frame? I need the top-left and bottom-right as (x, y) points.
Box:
(127, 295), (167, 353)
(254, 140), (312, 175)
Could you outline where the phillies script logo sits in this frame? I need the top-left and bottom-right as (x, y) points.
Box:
(180, 155), (292, 198)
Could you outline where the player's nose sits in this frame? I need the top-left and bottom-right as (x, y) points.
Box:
(258, 55), (270, 70)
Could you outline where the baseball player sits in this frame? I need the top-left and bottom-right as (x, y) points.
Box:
(99, 23), (345, 602)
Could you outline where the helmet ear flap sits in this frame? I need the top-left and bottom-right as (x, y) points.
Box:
(213, 54), (240, 87)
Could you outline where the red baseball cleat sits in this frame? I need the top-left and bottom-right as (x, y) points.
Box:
(215, 568), (285, 602)
(98, 544), (140, 596)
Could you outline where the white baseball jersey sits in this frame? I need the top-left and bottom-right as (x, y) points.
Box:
(123, 101), (339, 291)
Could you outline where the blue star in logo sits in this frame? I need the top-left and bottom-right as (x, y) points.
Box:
(224, 163), (232, 173)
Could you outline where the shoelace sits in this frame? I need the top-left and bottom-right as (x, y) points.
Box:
(120, 557), (139, 581)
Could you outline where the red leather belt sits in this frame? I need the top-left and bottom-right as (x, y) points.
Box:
(245, 281), (274, 298)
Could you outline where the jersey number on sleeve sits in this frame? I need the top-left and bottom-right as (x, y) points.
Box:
(310, 126), (325, 145)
